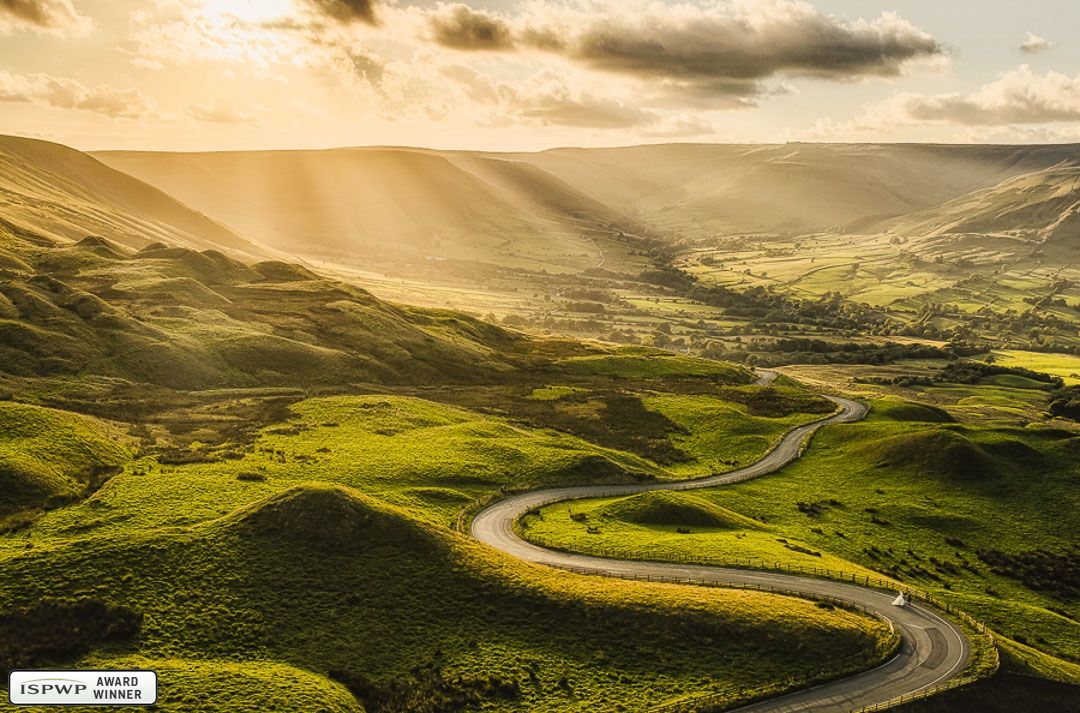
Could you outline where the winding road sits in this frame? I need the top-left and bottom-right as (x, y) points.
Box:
(472, 378), (971, 712)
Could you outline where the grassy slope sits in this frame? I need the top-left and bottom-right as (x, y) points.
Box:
(94, 147), (633, 273)
(0, 228), (537, 393)
(0, 397), (895, 712)
(0, 135), (261, 257)
(0, 395), (663, 542)
(641, 389), (834, 476)
(24, 658), (367, 713)
(0, 402), (132, 518)
(993, 350), (1080, 386)
(524, 393), (1080, 669)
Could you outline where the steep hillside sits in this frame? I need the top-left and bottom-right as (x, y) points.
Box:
(881, 165), (1080, 245)
(95, 147), (635, 272)
(0, 402), (132, 517)
(517, 143), (1080, 235)
(98, 143), (1080, 249)
(0, 136), (265, 258)
(0, 227), (528, 392)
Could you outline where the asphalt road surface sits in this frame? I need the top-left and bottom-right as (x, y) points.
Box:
(472, 389), (971, 712)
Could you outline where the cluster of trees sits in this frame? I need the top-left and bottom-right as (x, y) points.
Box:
(1048, 386), (1080, 421)
(937, 361), (1064, 387)
(562, 288), (618, 304)
(641, 265), (894, 330)
(703, 338), (981, 368)
(499, 314), (607, 334)
(638, 254), (1080, 352)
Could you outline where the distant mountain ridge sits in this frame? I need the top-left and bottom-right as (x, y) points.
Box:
(0, 135), (564, 398)
(0, 135), (267, 259)
(879, 164), (1080, 242)
(95, 142), (1080, 254)
(94, 147), (638, 268)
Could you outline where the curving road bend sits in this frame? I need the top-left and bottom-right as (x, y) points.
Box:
(472, 386), (971, 712)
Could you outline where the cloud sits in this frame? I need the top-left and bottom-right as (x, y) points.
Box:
(305, 0), (378, 26)
(0, 0), (92, 36)
(434, 63), (659, 129)
(429, 4), (514, 51)
(1020, 31), (1052, 54)
(885, 66), (1080, 126)
(426, 0), (944, 100)
(0, 70), (157, 119)
(187, 97), (259, 123)
(797, 64), (1080, 142)
(125, 1), (314, 71)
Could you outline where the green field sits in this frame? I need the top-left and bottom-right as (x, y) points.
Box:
(4, 134), (1080, 711)
(640, 391), (835, 476)
(0, 393), (896, 712)
(0, 402), (133, 518)
(522, 392), (1080, 671)
(991, 351), (1080, 386)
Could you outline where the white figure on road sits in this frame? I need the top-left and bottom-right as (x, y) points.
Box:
(892, 591), (909, 607)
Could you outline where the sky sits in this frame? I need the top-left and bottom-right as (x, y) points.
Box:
(2, 0), (1080, 151)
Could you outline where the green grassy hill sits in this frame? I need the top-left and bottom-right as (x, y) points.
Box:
(524, 392), (1080, 672)
(0, 397), (896, 712)
(0, 226), (532, 392)
(601, 491), (762, 530)
(0, 402), (132, 519)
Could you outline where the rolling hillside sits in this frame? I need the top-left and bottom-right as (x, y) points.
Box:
(98, 142), (1080, 247)
(95, 147), (637, 272)
(0, 228), (529, 392)
(91, 139), (1080, 354)
(880, 165), (1080, 244)
(0, 137), (561, 395)
(0, 136), (266, 258)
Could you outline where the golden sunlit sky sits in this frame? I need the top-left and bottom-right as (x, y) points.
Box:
(3, 0), (1080, 151)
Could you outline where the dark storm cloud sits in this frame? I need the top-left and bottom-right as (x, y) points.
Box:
(0, 0), (50, 24)
(430, 4), (515, 51)
(427, 2), (945, 98)
(0, 0), (86, 32)
(307, 0), (379, 26)
(568, 12), (942, 85)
